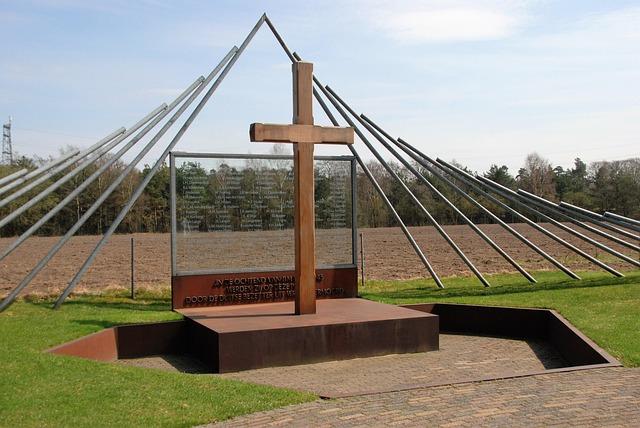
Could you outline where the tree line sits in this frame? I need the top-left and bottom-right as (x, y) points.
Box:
(358, 153), (640, 228)
(0, 149), (638, 237)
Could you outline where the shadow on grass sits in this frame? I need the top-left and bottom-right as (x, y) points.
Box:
(26, 296), (173, 313)
(361, 273), (640, 301)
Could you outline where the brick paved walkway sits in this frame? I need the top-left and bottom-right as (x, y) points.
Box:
(121, 334), (567, 397)
(211, 367), (640, 427)
(221, 334), (566, 397)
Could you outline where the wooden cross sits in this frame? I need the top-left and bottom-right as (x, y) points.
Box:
(250, 62), (354, 315)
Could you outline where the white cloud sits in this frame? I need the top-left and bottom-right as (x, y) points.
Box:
(362, 0), (531, 43)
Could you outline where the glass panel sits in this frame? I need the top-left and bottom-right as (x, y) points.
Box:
(174, 155), (353, 274)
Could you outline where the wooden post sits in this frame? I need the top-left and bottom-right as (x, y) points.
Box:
(293, 62), (316, 314)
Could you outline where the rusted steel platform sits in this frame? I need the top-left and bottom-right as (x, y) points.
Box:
(177, 298), (439, 373)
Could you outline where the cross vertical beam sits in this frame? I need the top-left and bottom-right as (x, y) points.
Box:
(250, 61), (353, 315)
(293, 62), (316, 315)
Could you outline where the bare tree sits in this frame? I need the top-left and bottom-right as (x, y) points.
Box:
(517, 153), (556, 200)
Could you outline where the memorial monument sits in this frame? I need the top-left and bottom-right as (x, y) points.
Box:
(167, 60), (439, 373)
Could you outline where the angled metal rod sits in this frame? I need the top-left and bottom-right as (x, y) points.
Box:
(0, 108), (165, 230)
(559, 201), (640, 234)
(559, 202), (639, 234)
(0, 74), (213, 311)
(604, 211), (640, 231)
(54, 19), (266, 307)
(357, 116), (536, 283)
(478, 177), (639, 269)
(264, 16), (295, 63)
(311, 87), (443, 288)
(384, 134), (579, 280)
(0, 168), (28, 187)
(516, 190), (639, 251)
(605, 211), (640, 226)
(324, 85), (490, 287)
(0, 127), (126, 208)
(437, 159), (623, 276)
(555, 201), (639, 238)
(0, 149), (82, 197)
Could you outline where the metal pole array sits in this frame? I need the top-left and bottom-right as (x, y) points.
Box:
(0, 121), (154, 229)
(604, 212), (640, 231)
(0, 73), (211, 310)
(516, 190), (639, 250)
(0, 42), (244, 311)
(559, 202), (640, 234)
(438, 160), (625, 276)
(269, 19), (640, 286)
(0, 148), (82, 197)
(341, 102), (535, 283)
(475, 176), (639, 269)
(2, 14), (639, 311)
(313, 87), (444, 287)
(386, 134), (580, 280)
(0, 168), (28, 187)
(0, 102), (170, 261)
(55, 27), (258, 306)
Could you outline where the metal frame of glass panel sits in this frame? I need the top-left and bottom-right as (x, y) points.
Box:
(170, 151), (357, 277)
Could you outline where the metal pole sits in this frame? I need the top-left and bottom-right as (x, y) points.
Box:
(170, 152), (177, 277)
(360, 232), (365, 287)
(0, 168), (28, 187)
(0, 119), (157, 229)
(350, 157), (358, 267)
(437, 159), (624, 277)
(604, 211), (640, 231)
(353, 111), (535, 283)
(555, 202), (639, 238)
(54, 17), (266, 307)
(0, 69), (212, 311)
(479, 178), (639, 269)
(0, 148), (81, 196)
(322, 85), (490, 287)
(0, 103), (169, 261)
(558, 202), (639, 235)
(385, 134), (579, 280)
(0, 127), (126, 208)
(516, 189), (639, 250)
(130, 236), (135, 299)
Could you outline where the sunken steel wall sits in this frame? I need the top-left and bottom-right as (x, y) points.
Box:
(171, 266), (357, 310)
(402, 303), (619, 367)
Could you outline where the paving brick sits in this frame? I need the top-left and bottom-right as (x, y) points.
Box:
(210, 368), (640, 427)
(219, 334), (566, 397)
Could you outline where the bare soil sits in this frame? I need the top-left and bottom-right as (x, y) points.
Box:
(1, 223), (637, 298)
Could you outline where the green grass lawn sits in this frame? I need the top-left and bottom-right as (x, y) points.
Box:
(0, 295), (315, 428)
(1, 270), (638, 427)
(361, 269), (640, 367)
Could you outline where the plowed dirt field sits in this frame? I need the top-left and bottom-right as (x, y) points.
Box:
(1, 223), (637, 298)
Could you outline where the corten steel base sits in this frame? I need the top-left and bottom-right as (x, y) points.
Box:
(178, 298), (439, 373)
(48, 302), (619, 378)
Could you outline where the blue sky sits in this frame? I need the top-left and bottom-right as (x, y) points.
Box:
(1, 0), (639, 173)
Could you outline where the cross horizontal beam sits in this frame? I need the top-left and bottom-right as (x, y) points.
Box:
(250, 123), (354, 144)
